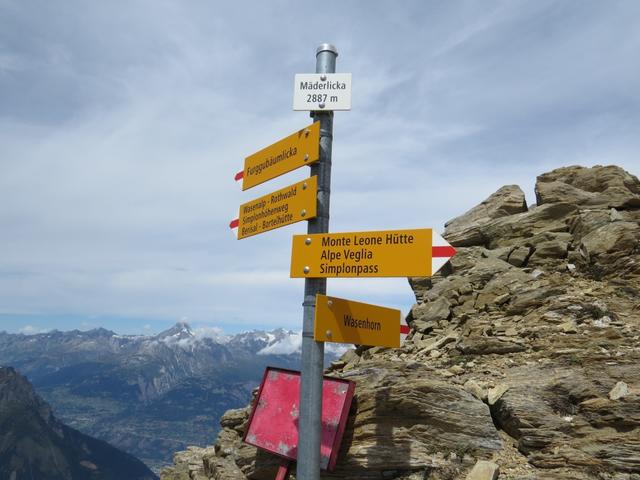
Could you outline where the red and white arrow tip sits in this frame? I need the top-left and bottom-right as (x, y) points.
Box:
(229, 217), (239, 239)
(431, 231), (456, 275)
(234, 170), (244, 185)
(400, 324), (410, 345)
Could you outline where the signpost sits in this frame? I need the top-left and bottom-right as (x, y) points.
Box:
(293, 73), (352, 111)
(290, 228), (456, 278)
(236, 121), (320, 191)
(231, 176), (317, 239)
(314, 294), (407, 348)
(296, 44), (337, 480)
(230, 43), (457, 479)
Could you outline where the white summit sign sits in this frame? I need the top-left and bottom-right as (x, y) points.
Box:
(293, 73), (352, 111)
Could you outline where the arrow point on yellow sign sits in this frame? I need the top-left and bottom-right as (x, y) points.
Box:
(314, 294), (403, 348)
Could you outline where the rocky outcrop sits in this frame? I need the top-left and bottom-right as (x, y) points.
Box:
(443, 185), (528, 247)
(535, 165), (640, 208)
(162, 165), (640, 480)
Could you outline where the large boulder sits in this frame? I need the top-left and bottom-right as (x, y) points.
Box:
(565, 207), (640, 280)
(482, 203), (577, 249)
(444, 185), (527, 247)
(579, 221), (640, 275)
(535, 165), (640, 209)
(442, 183), (576, 253)
(491, 365), (640, 473)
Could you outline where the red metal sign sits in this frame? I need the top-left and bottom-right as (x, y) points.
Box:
(243, 367), (355, 472)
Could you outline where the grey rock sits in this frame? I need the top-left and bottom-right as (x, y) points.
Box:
(443, 201), (578, 254)
(535, 165), (640, 208)
(410, 297), (452, 332)
(492, 366), (640, 473)
(531, 268), (545, 278)
(464, 380), (487, 401)
(611, 208), (624, 221)
(446, 200), (578, 251)
(417, 332), (459, 353)
(558, 320), (578, 334)
(487, 384), (509, 405)
(220, 407), (250, 432)
(340, 348), (360, 365)
(528, 239), (569, 267)
(506, 284), (566, 315)
(458, 337), (526, 355)
(508, 247), (531, 267)
(568, 209), (612, 243)
(444, 185), (528, 247)
(579, 396), (640, 430)
(466, 460), (499, 480)
(162, 446), (215, 480)
(579, 222), (640, 277)
(203, 453), (247, 479)
(609, 381), (629, 400)
(446, 246), (511, 276)
(483, 203), (578, 249)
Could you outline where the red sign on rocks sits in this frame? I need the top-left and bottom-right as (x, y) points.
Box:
(243, 367), (355, 472)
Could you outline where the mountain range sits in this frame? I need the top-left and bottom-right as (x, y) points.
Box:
(0, 322), (344, 473)
(0, 366), (157, 480)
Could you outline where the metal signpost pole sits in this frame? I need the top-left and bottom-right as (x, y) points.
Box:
(297, 43), (337, 480)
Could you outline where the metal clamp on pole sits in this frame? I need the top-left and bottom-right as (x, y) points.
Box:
(296, 43), (338, 480)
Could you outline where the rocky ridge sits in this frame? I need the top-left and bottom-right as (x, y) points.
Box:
(162, 165), (640, 480)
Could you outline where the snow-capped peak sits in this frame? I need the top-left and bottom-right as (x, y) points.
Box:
(257, 330), (302, 355)
(255, 330), (350, 356)
(155, 321), (194, 341)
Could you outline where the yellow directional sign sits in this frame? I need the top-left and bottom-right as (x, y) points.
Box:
(290, 228), (435, 278)
(235, 177), (317, 239)
(314, 294), (402, 348)
(240, 122), (320, 190)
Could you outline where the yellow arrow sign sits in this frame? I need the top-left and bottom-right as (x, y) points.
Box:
(232, 177), (317, 239)
(314, 294), (403, 348)
(237, 122), (320, 191)
(290, 228), (456, 278)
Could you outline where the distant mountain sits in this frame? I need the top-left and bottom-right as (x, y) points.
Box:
(0, 323), (345, 473)
(0, 366), (157, 480)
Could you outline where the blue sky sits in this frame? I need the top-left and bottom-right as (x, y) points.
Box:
(1, 1), (639, 335)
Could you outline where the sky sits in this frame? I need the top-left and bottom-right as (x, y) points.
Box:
(1, 0), (639, 336)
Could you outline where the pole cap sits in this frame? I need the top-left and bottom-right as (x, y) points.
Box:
(316, 43), (338, 57)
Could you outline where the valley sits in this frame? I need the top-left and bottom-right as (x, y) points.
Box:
(0, 322), (344, 473)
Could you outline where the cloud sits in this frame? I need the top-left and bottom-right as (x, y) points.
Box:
(0, 1), (638, 334)
(192, 326), (230, 343)
(256, 331), (350, 357)
(18, 325), (49, 335)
